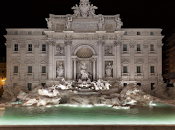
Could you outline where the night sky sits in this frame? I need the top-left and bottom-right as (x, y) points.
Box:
(0, 0), (175, 58)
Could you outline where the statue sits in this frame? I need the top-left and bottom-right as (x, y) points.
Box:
(66, 17), (72, 31)
(45, 18), (52, 30)
(72, 0), (97, 18)
(79, 63), (89, 81)
(98, 16), (105, 31)
(72, 4), (80, 17)
(115, 17), (123, 31)
(89, 4), (98, 17)
(57, 63), (64, 77)
(105, 63), (113, 77)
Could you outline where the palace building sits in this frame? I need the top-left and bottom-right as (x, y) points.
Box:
(4, 0), (164, 91)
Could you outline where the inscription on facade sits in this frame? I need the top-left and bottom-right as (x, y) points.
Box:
(72, 22), (98, 32)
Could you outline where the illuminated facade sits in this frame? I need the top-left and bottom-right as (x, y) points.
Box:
(0, 57), (6, 96)
(4, 0), (164, 91)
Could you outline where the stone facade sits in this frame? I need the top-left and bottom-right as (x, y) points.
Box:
(4, 0), (164, 91)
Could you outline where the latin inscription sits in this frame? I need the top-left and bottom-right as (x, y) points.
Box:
(72, 22), (98, 32)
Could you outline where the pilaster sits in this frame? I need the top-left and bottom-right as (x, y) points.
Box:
(65, 40), (73, 80)
(114, 41), (122, 80)
(143, 43), (149, 80)
(48, 40), (54, 80)
(5, 41), (12, 85)
(129, 42), (136, 80)
(97, 39), (105, 79)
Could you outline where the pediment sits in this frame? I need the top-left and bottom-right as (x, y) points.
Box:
(135, 61), (144, 64)
(39, 61), (48, 64)
(11, 61), (20, 65)
(25, 61), (35, 64)
(122, 61), (130, 64)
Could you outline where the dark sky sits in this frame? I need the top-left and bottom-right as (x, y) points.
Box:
(0, 0), (175, 58)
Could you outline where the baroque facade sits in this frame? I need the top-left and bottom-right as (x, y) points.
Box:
(4, 0), (164, 91)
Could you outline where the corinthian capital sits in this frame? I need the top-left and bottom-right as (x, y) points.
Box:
(47, 40), (55, 46)
(97, 39), (105, 46)
(113, 41), (121, 46)
(5, 42), (11, 48)
(64, 40), (72, 46)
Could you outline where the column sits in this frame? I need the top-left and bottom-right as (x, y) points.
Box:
(5, 41), (11, 85)
(157, 44), (163, 81)
(73, 59), (77, 81)
(97, 39), (105, 79)
(19, 41), (26, 82)
(114, 41), (122, 80)
(143, 43), (149, 80)
(48, 40), (54, 80)
(93, 59), (96, 80)
(34, 42), (40, 80)
(129, 42), (136, 80)
(65, 40), (72, 80)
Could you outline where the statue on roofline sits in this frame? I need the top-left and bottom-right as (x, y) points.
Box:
(72, 0), (98, 18)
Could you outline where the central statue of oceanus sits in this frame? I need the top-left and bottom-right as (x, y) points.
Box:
(72, 0), (98, 18)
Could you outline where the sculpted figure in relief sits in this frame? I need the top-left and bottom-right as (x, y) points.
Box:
(115, 17), (123, 30)
(98, 16), (105, 31)
(72, 0), (97, 18)
(45, 18), (52, 30)
(56, 44), (64, 55)
(57, 63), (64, 77)
(72, 4), (80, 17)
(66, 17), (72, 31)
(105, 45), (113, 54)
(79, 63), (89, 81)
(89, 4), (98, 17)
(105, 63), (113, 77)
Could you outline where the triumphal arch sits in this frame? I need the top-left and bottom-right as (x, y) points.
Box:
(4, 0), (164, 91)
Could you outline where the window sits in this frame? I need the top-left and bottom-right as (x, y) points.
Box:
(137, 44), (141, 51)
(150, 44), (154, 51)
(150, 32), (154, 35)
(42, 44), (46, 51)
(14, 66), (18, 73)
(28, 44), (32, 51)
(137, 32), (140, 35)
(151, 83), (155, 90)
(137, 66), (141, 73)
(137, 83), (141, 86)
(28, 31), (32, 35)
(14, 44), (18, 51)
(28, 66), (32, 73)
(41, 83), (46, 87)
(123, 66), (127, 73)
(27, 83), (32, 91)
(123, 44), (127, 51)
(150, 66), (155, 73)
(124, 31), (127, 35)
(42, 66), (46, 73)
(123, 83), (127, 87)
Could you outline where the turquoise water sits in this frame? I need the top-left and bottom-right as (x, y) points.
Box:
(0, 103), (175, 125)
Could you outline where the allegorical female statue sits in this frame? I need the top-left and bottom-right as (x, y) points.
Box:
(57, 63), (64, 77)
(105, 63), (113, 77)
(115, 17), (123, 31)
(66, 17), (72, 31)
(98, 16), (104, 31)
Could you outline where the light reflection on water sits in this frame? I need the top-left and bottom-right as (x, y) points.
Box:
(0, 104), (175, 125)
